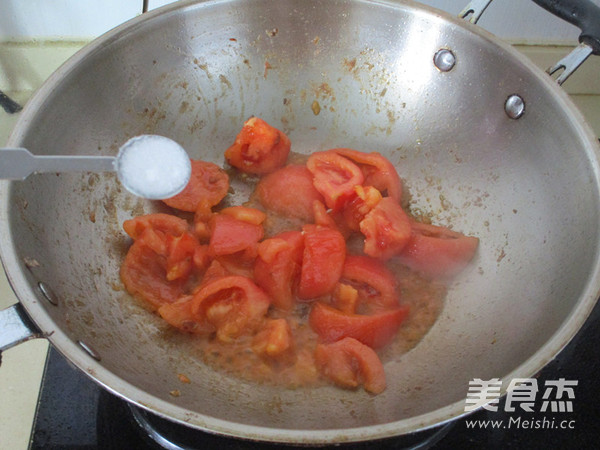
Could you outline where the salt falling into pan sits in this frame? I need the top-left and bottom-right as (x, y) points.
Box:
(115, 135), (191, 200)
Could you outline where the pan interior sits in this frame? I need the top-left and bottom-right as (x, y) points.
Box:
(3, 0), (600, 440)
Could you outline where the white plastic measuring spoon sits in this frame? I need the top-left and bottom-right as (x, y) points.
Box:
(0, 135), (192, 200)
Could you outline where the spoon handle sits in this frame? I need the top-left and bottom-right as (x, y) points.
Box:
(0, 148), (115, 180)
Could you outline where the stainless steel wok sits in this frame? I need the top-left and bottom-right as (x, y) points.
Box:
(1, 0), (600, 444)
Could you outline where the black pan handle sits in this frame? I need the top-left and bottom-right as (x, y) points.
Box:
(0, 90), (23, 114)
(532, 0), (600, 55)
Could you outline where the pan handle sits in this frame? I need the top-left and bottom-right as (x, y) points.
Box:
(0, 90), (23, 114)
(0, 303), (43, 367)
(531, 0), (600, 84)
(532, 0), (600, 55)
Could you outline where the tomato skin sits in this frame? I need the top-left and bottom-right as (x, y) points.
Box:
(359, 197), (411, 260)
(307, 151), (364, 211)
(120, 234), (186, 310)
(163, 159), (229, 212)
(123, 213), (189, 242)
(225, 117), (291, 175)
(191, 275), (271, 342)
(252, 318), (295, 361)
(220, 206), (266, 225)
(297, 224), (346, 299)
(254, 231), (304, 310)
(341, 185), (382, 232)
(192, 244), (211, 272)
(255, 164), (324, 222)
(192, 200), (214, 242)
(165, 232), (200, 281)
(333, 148), (402, 201)
(309, 302), (409, 349)
(314, 337), (386, 394)
(197, 260), (230, 290)
(341, 255), (399, 311)
(312, 200), (338, 229)
(158, 295), (214, 334)
(215, 250), (258, 279)
(208, 214), (264, 257)
(396, 221), (479, 278)
(134, 227), (170, 256)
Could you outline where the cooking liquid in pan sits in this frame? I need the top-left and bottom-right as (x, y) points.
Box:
(190, 259), (447, 389)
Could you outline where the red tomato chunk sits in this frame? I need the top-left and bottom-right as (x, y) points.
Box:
(308, 302), (409, 349)
(397, 221), (480, 279)
(315, 337), (386, 394)
(162, 159), (229, 212)
(360, 197), (412, 260)
(120, 236), (186, 310)
(208, 214), (264, 257)
(307, 150), (364, 212)
(224, 117), (291, 175)
(191, 275), (271, 343)
(333, 148), (402, 202)
(254, 231), (304, 311)
(255, 164), (324, 222)
(298, 224), (346, 299)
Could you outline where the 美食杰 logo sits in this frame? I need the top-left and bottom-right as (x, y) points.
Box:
(465, 378), (577, 413)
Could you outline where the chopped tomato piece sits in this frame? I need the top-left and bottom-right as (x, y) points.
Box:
(193, 222), (211, 242)
(120, 236), (186, 310)
(165, 232), (199, 281)
(192, 244), (211, 273)
(220, 206), (266, 225)
(192, 200), (214, 242)
(313, 200), (353, 239)
(255, 164), (324, 222)
(314, 337), (386, 394)
(332, 283), (359, 314)
(224, 117), (291, 175)
(309, 302), (409, 349)
(312, 200), (337, 228)
(254, 231), (304, 310)
(215, 249), (259, 279)
(333, 148), (402, 201)
(298, 224), (346, 299)
(197, 260), (230, 290)
(136, 227), (170, 256)
(158, 296), (213, 334)
(208, 213), (264, 257)
(252, 318), (295, 361)
(341, 255), (399, 311)
(342, 185), (382, 232)
(123, 213), (189, 241)
(396, 221), (479, 278)
(306, 151), (364, 211)
(191, 275), (271, 342)
(359, 197), (411, 260)
(162, 159), (229, 212)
